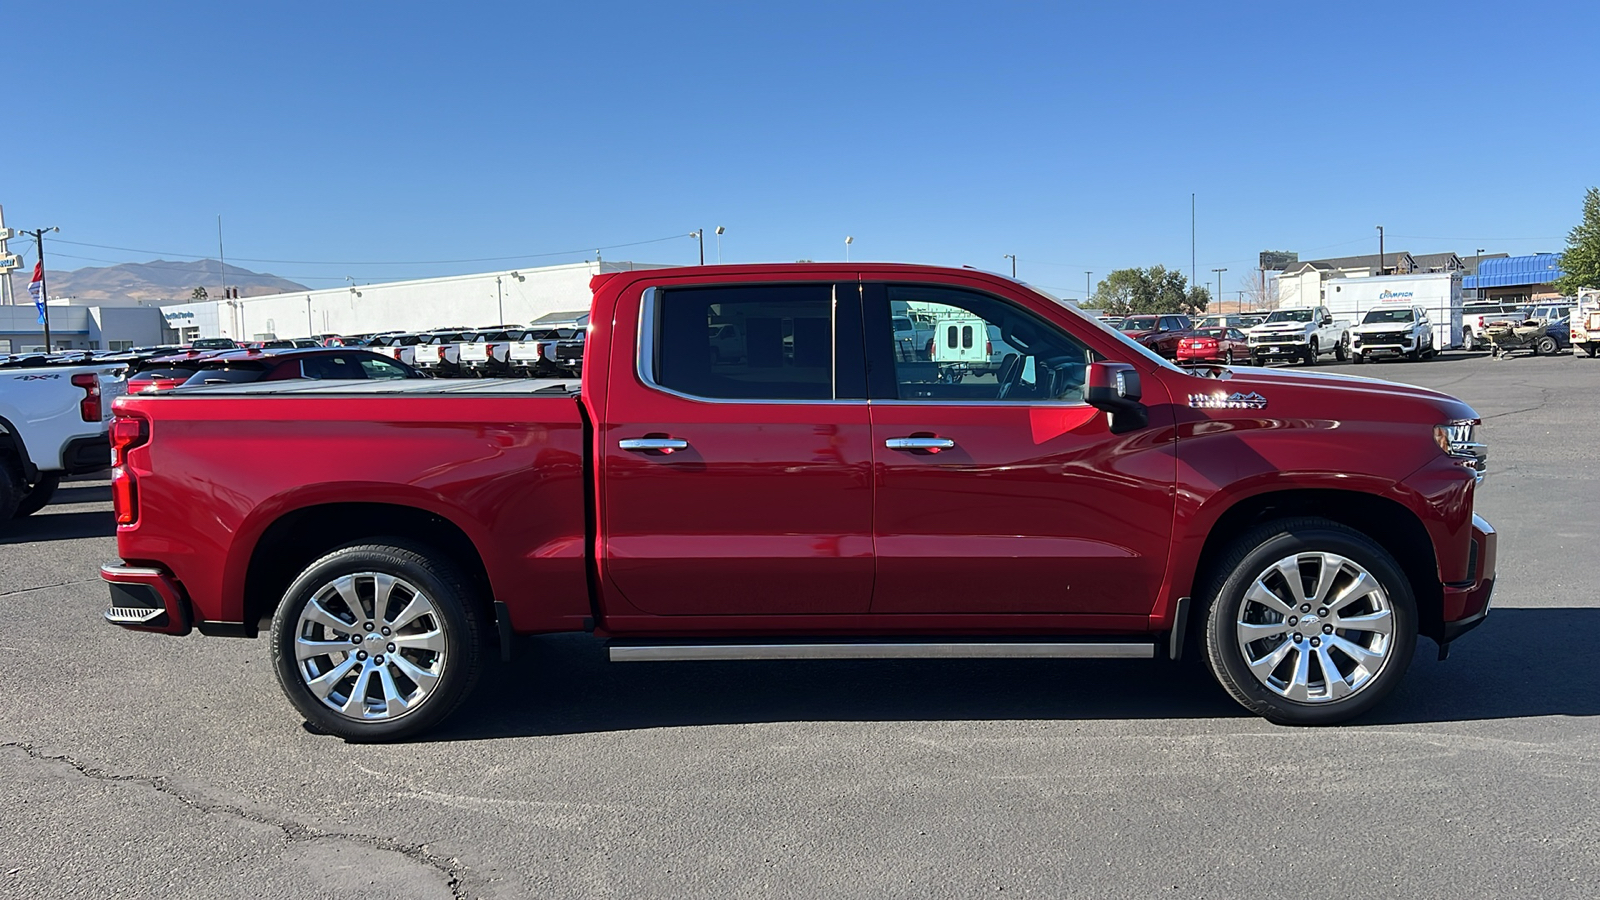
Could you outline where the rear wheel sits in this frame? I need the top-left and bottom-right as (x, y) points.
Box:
(1224, 349), (1235, 364)
(1203, 518), (1416, 725)
(0, 459), (22, 520)
(1335, 336), (1349, 361)
(13, 473), (61, 518)
(1534, 336), (1558, 356)
(271, 541), (486, 742)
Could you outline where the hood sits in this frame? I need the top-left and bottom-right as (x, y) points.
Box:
(1252, 320), (1312, 332)
(1171, 364), (1478, 422)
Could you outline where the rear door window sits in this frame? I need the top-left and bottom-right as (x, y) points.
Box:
(648, 283), (863, 401)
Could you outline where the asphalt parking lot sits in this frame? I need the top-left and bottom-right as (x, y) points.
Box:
(3, 350), (1598, 900)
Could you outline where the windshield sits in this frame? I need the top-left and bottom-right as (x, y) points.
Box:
(1019, 284), (1182, 373)
(191, 338), (237, 350)
(1266, 309), (1314, 323)
(1362, 309), (1414, 324)
(1119, 316), (1160, 331)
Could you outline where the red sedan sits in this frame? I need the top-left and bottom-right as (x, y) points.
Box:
(1176, 326), (1249, 365)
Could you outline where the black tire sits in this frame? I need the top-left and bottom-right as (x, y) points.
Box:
(1462, 327), (1475, 350)
(270, 540), (486, 742)
(1250, 353), (1263, 367)
(1335, 336), (1348, 362)
(1352, 352), (1364, 365)
(1201, 517), (1417, 726)
(1303, 339), (1318, 366)
(1534, 336), (1558, 356)
(0, 458), (21, 521)
(1586, 343), (1598, 358)
(1224, 349), (1234, 365)
(13, 472), (61, 518)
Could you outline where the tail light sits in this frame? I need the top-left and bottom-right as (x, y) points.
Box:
(111, 415), (150, 526)
(72, 373), (102, 422)
(986, 340), (992, 356)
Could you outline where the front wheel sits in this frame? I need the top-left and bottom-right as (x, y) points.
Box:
(271, 541), (486, 742)
(1224, 349), (1234, 364)
(1352, 352), (1364, 365)
(1534, 336), (1558, 356)
(13, 472), (61, 518)
(1303, 339), (1318, 366)
(1202, 518), (1416, 725)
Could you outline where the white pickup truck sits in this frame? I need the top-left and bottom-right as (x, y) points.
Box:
(0, 360), (127, 518)
(1349, 305), (1436, 363)
(1246, 305), (1351, 366)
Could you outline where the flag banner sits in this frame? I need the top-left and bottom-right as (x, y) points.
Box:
(28, 261), (45, 325)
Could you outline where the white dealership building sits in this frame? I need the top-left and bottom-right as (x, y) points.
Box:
(157, 260), (670, 343)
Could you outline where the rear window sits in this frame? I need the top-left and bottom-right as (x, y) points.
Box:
(185, 364), (267, 386)
(651, 284), (835, 401)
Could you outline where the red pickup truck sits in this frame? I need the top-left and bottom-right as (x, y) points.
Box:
(103, 264), (1496, 741)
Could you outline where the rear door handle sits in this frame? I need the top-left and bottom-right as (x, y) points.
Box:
(885, 436), (955, 451)
(619, 437), (689, 452)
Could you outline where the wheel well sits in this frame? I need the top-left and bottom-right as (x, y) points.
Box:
(1193, 490), (1445, 641)
(242, 503), (494, 636)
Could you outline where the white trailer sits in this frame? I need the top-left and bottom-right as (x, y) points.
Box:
(1321, 273), (1464, 350)
(1572, 288), (1600, 359)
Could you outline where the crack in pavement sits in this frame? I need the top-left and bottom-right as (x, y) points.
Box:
(3, 740), (471, 899)
(0, 579), (99, 599)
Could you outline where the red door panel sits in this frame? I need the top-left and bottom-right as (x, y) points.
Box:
(871, 403), (1175, 616)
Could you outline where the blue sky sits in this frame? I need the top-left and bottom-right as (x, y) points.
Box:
(10, 1), (1596, 301)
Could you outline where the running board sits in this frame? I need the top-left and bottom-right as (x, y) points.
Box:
(608, 640), (1156, 662)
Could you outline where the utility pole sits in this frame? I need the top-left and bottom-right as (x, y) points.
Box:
(1212, 268), (1227, 311)
(1191, 193), (1196, 288)
(1085, 271), (1092, 302)
(1003, 254), (1016, 278)
(217, 214), (228, 305)
(27, 228), (60, 350)
(690, 230), (704, 265)
(1376, 225), (1385, 275)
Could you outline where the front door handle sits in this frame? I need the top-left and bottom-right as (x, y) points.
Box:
(885, 436), (955, 452)
(619, 437), (689, 452)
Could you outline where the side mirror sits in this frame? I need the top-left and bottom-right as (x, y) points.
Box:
(1085, 362), (1148, 434)
(1321, 315), (1334, 326)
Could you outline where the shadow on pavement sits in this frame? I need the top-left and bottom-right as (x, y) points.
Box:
(51, 485), (113, 505)
(0, 510), (115, 544)
(1372, 607), (1600, 725)
(428, 608), (1595, 741)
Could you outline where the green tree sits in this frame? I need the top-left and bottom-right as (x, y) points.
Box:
(1091, 265), (1209, 316)
(1555, 186), (1600, 295)
(190, 286), (209, 301)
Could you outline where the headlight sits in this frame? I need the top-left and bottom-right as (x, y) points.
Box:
(1435, 419), (1487, 481)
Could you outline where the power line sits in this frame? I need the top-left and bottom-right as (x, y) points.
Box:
(49, 233), (690, 266)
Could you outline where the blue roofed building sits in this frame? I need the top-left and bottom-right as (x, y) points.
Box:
(1464, 253), (1567, 305)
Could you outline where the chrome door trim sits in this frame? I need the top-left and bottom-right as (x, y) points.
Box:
(618, 437), (689, 452)
(884, 437), (956, 451)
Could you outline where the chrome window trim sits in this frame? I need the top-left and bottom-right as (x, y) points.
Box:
(635, 285), (865, 407)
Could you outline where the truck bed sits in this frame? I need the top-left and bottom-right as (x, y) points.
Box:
(160, 377), (580, 397)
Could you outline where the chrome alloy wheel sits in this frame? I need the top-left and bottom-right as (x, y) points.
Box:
(292, 572), (448, 722)
(1234, 552), (1395, 703)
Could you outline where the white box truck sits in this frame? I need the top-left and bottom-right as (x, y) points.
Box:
(1321, 272), (1464, 350)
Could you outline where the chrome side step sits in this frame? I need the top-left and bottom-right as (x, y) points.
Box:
(608, 641), (1156, 662)
(105, 606), (166, 625)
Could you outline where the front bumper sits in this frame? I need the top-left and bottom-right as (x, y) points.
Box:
(1440, 513), (1496, 644)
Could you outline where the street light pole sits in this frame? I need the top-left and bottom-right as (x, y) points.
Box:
(1474, 247), (1485, 302)
(1212, 267), (1227, 310)
(1376, 225), (1385, 275)
(715, 226), (725, 264)
(844, 236), (853, 262)
(1085, 271), (1092, 303)
(689, 231), (704, 265)
(496, 275), (504, 325)
(1003, 254), (1016, 278)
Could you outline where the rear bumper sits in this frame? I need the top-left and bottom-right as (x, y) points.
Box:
(1440, 514), (1497, 644)
(101, 562), (192, 635)
(61, 434), (112, 475)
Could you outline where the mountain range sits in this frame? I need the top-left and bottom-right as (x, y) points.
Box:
(5, 258), (308, 304)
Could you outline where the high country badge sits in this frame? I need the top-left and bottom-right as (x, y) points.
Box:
(1188, 391), (1267, 410)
